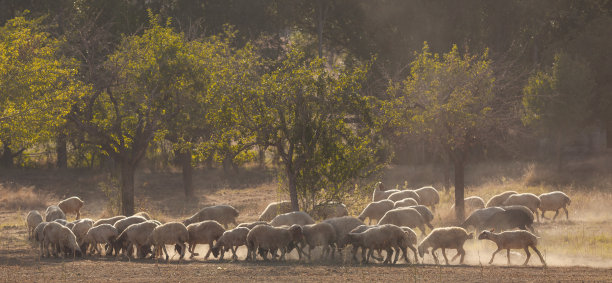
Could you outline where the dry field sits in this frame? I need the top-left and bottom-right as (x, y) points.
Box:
(1, 161), (612, 282)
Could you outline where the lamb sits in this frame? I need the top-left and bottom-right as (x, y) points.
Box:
(148, 222), (189, 261)
(413, 186), (440, 211)
(452, 196), (486, 214)
(114, 221), (158, 258)
(478, 230), (546, 266)
(503, 193), (541, 222)
(246, 224), (303, 261)
(300, 222), (337, 261)
(480, 205), (535, 234)
(417, 227), (473, 265)
(461, 207), (505, 232)
(322, 216), (365, 255)
(408, 205), (435, 230)
(258, 201), (293, 221)
(42, 221), (82, 258)
(237, 221), (270, 230)
(44, 205), (66, 222)
(486, 191), (518, 208)
(538, 191), (571, 221)
(58, 196), (84, 220)
(347, 224), (411, 264)
(393, 198), (418, 209)
(185, 220), (225, 259)
(183, 205), (239, 228)
(358, 199), (394, 225)
(372, 182), (400, 201)
(84, 224), (119, 256)
(26, 210), (43, 239)
(133, 211), (151, 220)
(211, 227), (250, 260)
(378, 207), (427, 236)
(387, 190), (421, 203)
(347, 225), (380, 262)
(93, 215), (126, 227)
(269, 211), (315, 227)
(310, 202), (349, 220)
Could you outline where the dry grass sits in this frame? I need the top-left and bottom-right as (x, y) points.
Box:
(0, 185), (51, 211)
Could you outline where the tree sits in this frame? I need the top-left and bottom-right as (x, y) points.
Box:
(522, 52), (596, 169)
(0, 15), (82, 168)
(389, 43), (496, 221)
(70, 14), (192, 215)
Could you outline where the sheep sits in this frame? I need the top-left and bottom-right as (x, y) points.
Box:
(26, 210), (43, 240)
(378, 207), (427, 236)
(452, 196), (486, 214)
(347, 225), (380, 262)
(42, 221), (82, 258)
(299, 222), (337, 261)
(58, 197), (84, 220)
(114, 216), (148, 234)
(503, 193), (541, 222)
(70, 218), (94, 248)
(417, 227), (473, 265)
(478, 230), (546, 266)
(114, 221), (159, 258)
(358, 199), (394, 225)
(310, 202), (349, 220)
(133, 211), (151, 220)
(408, 205), (435, 230)
(84, 224), (119, 256)
(347, 224), (411, 264)
(480, 205), (535, 234)
(269, 211), (315, 227)
(393, 198), (418, 209)
(461, 207), (505, 232)
(184, 220), (225, 259)
(259, 201), (293, 221)
(372, 182), (400, 201)
(148, 222), (189, 261)
(54, 219), (68, 226)
(413, 186), (440, 211)
(211, 227), (250, 261)
(44, 205), (66, 222)
(183, 205), (239, 228)
(237, 221), (270, 230)
(486, 191), (518, 208)
(34, 222), (50, 255)
(322, 216), (365, 257)
(246, 224), (303, 261)
(93, 215), (126, 227)
(539, 191), (571, 221)
(400, 227), (419, 264)
(387, 190), (421, 203)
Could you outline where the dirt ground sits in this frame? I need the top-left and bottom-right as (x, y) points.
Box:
(1, 166), (612, 282)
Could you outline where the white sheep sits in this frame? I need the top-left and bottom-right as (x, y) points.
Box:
(413, 186), (440, 211)
(408, 205), (435, 230)
(347, 225), (385, 263)
(259, 201), (293, 221)
(25, 210), (43, 240)
(452, 196), (486, 214)
(480, 205), (536, 234)
(246, 224), (304, 261)
(211, 227), (250, 260)
(310, 202), (349, 220)
(538, 191), (571, 221)
(378, 207), (427, 236)
(417, 227), (473, 265)
(133, 211), (151, 220)
(183, 205), (239, 228)
(347, 224), (411, 264)
(358, 199), (394, 225)
(114, 215), (147, 234)
(372, 182), (400, 201)
(237, 221), (270, 230)
(58, 196), (84, 220)
(486, 191), (518, 208)
(114, 221), (159, 258)
(70, 218), (94, 248)
(93, 215), (126, 227)
(42, 221), (82, 258)
(322, 216), (365, 257)
(269, 211), (315, 227)
(461, 207), (505, 231)
(34, 222), (50, 255)
(478, 230), (546, 266)
(393, 198), (418, 209)
(84, 224), (119, 256)
(54, 219), (68, 226)
(400, 226), (419, 264)
(503, 193), (541, 222)
(148, 222), (189, 262)
(300, 222), (337, 261)
(185, 220), (225, 259)
(387, 190), (421, 203)
(44, 205), (66, 222)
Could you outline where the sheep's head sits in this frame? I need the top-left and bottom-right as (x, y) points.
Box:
(417, 244), (429, 258)
(467, 232), (474, 240)
(357, 214), (366, 221)
(211, 246), (220, 258)
(288, 224), (303, 241)
(376, 182), (385, 191)
(478, 230), (492, 240)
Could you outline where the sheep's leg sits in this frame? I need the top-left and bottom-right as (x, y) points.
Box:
(392, 247), (400, 264)
(408, 245), (418, 263)
(522, 247), (531, 265)
(531, 245), (546, 266)
(441, 248), (450, 265)
(279, 248), (287, 261)
(489, 248), (501, 264)
(552, 210), (560, 221)
(190, 243), (199, 257)
(419, 225), (427, 237)
(426, 222), (434, 230)
(351, 246), (359, 263)
(366, 248), (373, 264)
(563, 207), (569, 220)
(205, 241), (214, 259)
(384, 247), (394, 264)
(231, 246), (238, 260)
(458, 247), (466, 264)
(540, 210), (548, 220)
(535, 210), (540, 223)
(431, 248), (439, 265)
(451, 250), (461, 262)
(506, 249), (511, 265)
(178, 242), (186, 260)
(162, 245), (170, 261)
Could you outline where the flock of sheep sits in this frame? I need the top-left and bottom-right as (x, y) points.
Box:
(24, 183), (572, 267)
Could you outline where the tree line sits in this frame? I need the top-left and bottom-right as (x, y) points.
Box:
(1, 1), (610, 220)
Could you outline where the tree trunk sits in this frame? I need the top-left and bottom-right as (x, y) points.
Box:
(180, 150), (194, 198)
(258, 147), (265, 169)
(1, 143), (13, 168)
(443, 162), (452, 193)
(316, 0), (324, 58)
(453, 157), (465, 222)
(287, 167), (300, 211)
(56, 132), (68, 168)
(120, 160), (135, 216)
(555, 133), (564, 171)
